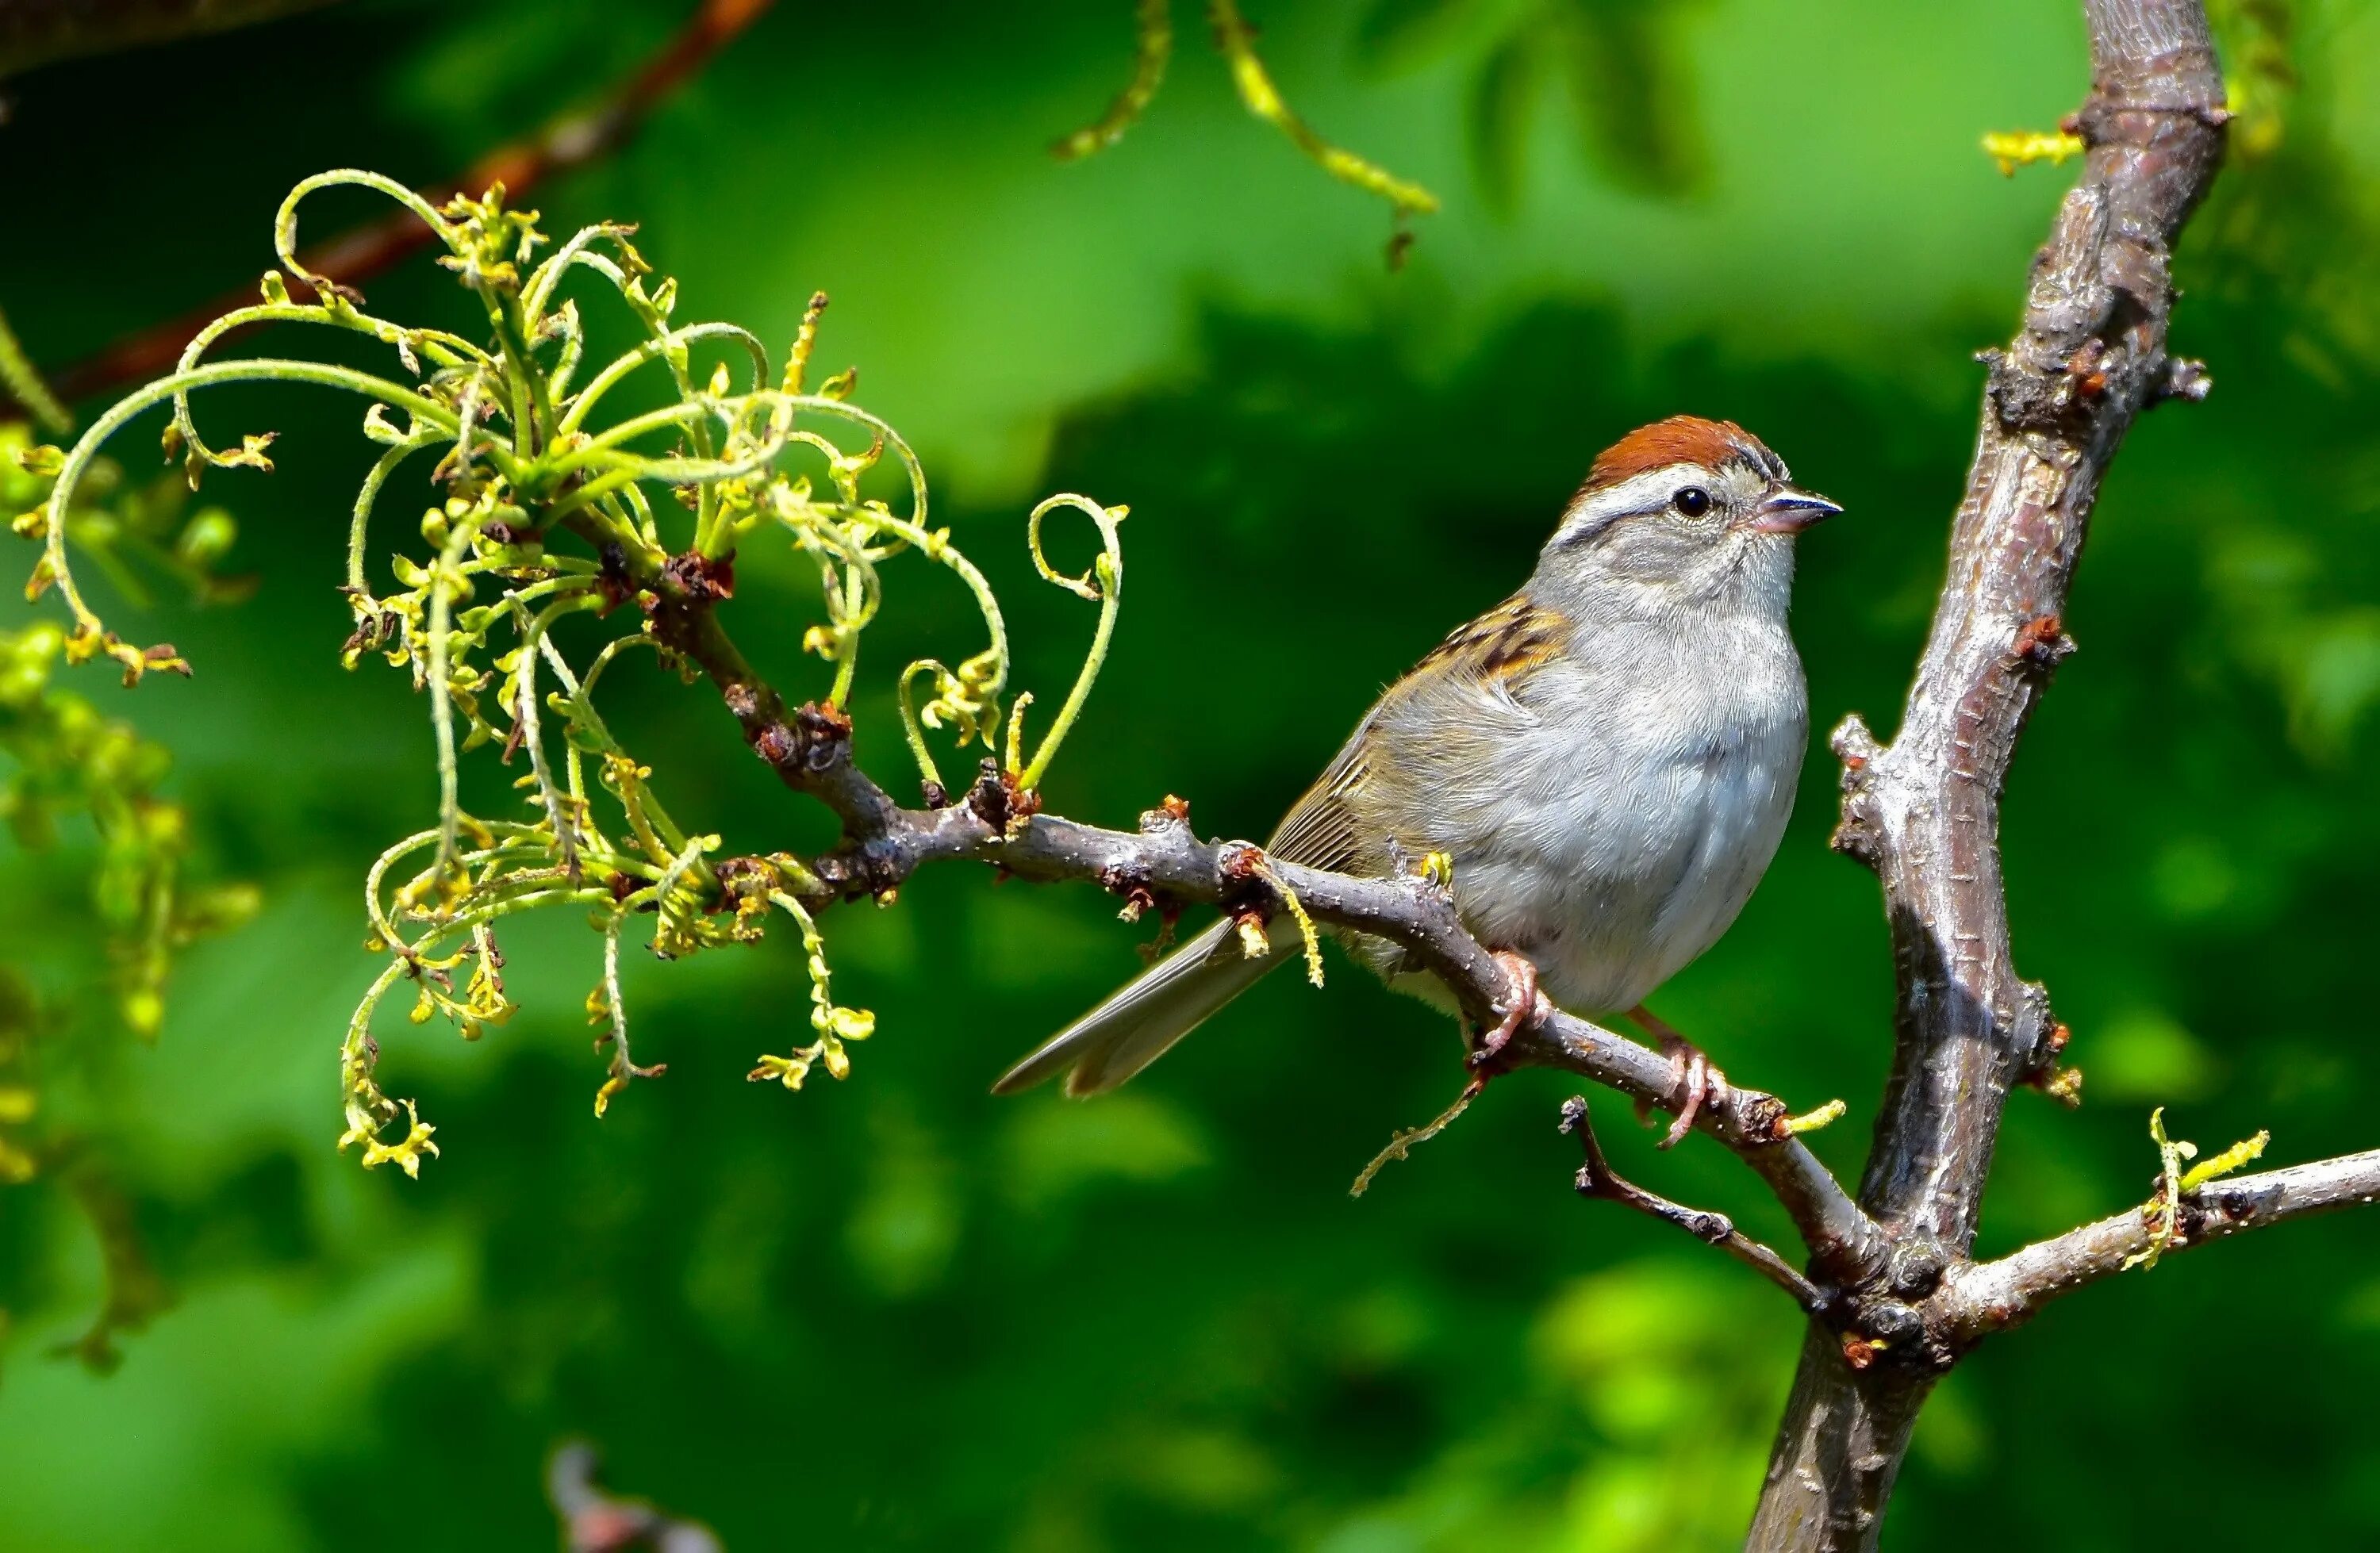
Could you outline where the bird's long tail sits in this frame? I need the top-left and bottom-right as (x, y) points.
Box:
(992, 917), (1290, 1097)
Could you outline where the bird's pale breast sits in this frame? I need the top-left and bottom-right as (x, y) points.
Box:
(1357, 604), (1806, 1014)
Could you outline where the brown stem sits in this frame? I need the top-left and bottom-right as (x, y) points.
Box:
(1749, 0), (2229, 1544)
(0, 0), (334, 78)
(1561, 1095), (1830, 1313)
(1936, 1148), (2380, 1342)
(18, 0), (773, 412)
(1745, 1329), (1932, 1553)
(607, 528), (1886, 1283)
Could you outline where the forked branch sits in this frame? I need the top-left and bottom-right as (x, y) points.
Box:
(614, 533), (1888, 1283)
(1939, 1148), (2380, 1342)
(1562, 1095), (1829, 1313)
(1749, 0), (2257, 1547)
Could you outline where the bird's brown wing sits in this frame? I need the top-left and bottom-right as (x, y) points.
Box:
(1411, 591), (1568, 686)
(1267, 720), (1376, 872)
(1267, 593), (1565, 874)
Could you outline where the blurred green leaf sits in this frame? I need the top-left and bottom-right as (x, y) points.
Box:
(1468, 27), (1548, 216)
(1556, 0), (1710, 196)
(2088, 1007), (2219, 1106)
(1000, 1091), (1211, 1210)
(1353, 0), (1491, 69)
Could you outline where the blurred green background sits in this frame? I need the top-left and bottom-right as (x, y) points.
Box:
(3, 0), (2379, 1547)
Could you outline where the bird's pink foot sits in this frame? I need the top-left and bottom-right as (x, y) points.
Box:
(1470, 950), (1549, 1068)
(1626, 1003), (1731, 1149)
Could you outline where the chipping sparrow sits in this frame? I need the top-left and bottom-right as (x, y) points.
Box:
(994, 416), (1839, 1142)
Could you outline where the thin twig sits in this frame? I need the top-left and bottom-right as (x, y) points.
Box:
(1052, 0), (1172, 159)
(1936, 1147), (2380, 1343)
(23, 0), (773, 412)
(1205, 0), (1438, 221)
(612, 530), (1887, 1281)
(0, 0), (334, 78)
(0, 301), (71, 432)
(1561, 1095), (1829, 1314)
(1351, 1075), (1484, 1197)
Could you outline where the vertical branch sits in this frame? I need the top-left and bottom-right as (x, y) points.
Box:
(1748, 1), (2226, 1547)
(1844, 0), (2226, 1256)
(1749, 1329), (1932, 1551)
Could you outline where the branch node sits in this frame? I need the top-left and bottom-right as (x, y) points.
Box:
(2009, 612), (2076, 672)
(2159, 355), (2213, 403)
(1731, 1091), (1789, 1141)
(2017, 986), (2084, 1106)
(659, 546), (736, 603)
(1827, 713), (1885, 866)
(1885, 1238), (1947, 1301)
(1096, 860), (1160, 922)
(964, 757), (1039, 833)
(1561, 1095), (1829, 1311)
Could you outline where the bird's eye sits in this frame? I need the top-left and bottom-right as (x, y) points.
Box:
(1672, 486), (1711, 518)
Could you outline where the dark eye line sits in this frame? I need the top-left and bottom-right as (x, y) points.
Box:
(1556, 480), (1718, 549)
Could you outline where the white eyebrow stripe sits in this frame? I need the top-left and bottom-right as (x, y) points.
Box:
(1551, 464), (1706, 546)
(1593, 465), (1704, 513)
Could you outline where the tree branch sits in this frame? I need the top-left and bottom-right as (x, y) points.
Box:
(1937, 1148), (2380, 1342)
(0, 0), (333, 79)
(1748, 1), (2233, 1546)
(621, 546), (1888, 1286)
(1837, 0), (2228, 1259)
(1561, 1095), (1830, 1314)
(16, 0), (773, 415)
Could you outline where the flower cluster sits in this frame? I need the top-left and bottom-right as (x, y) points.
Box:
(16, 171), (1127, 1172)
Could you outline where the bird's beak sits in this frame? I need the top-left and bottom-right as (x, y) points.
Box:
(1750, 485), (1843, 535)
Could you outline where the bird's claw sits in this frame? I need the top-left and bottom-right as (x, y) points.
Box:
(1470, 950), (1549, 1069)
(1657, 1037), (1730, 1149)
(1625, 1003), (1731, 1149)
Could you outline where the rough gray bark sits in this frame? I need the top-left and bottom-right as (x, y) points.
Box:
(1750, 1329), (1932, 1550)
(1939, 1147), (2380, 1342)
(1747, 0), (2229, 1545)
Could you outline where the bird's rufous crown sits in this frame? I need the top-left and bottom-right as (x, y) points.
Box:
(1585, 416), (1786, 491)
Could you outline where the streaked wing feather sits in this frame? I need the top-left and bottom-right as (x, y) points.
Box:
(1414, 592), (1566, 684)
(1268, 724), (1374, 871)
(1268, 594), (1565, 872)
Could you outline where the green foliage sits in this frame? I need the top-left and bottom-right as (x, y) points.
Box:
(0, 309), (71, 436)
(22, 172), (1130, 1171)
(0, 577), (255, 1368)
(1360, 0), (1710, 213)
(0, 618), (257, 1042)
(2123, 1106), (2271, 1271)
(1061, 0), (1440, 245)
(3, 2), (2380, 1550)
